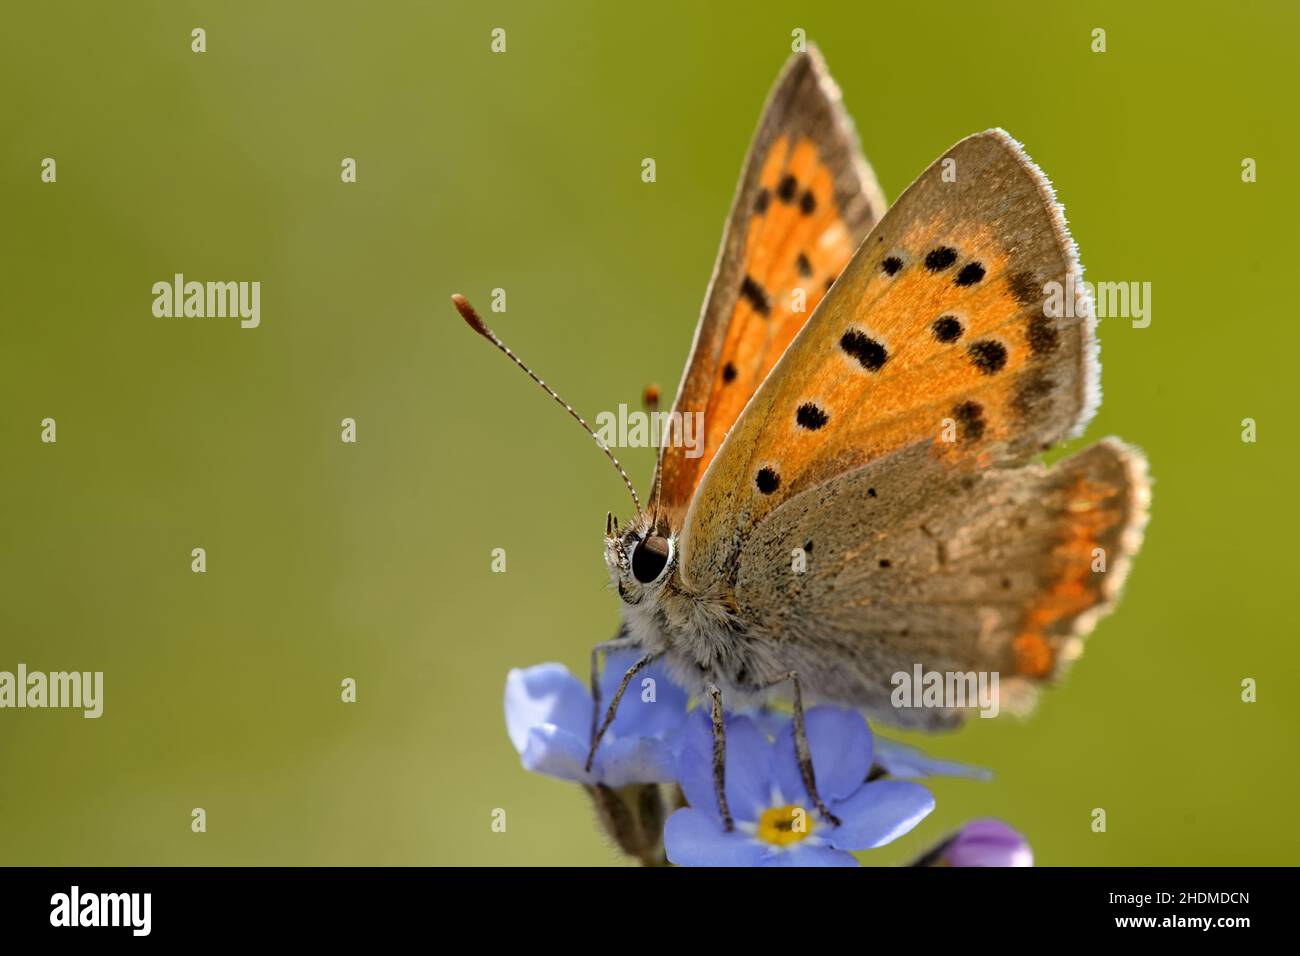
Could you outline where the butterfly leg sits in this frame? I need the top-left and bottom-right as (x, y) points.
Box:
(587, 631), (641, 747)
(704, 681), (735, 832)
(585, 650), (658, 773)
(758, 671), (841, 827)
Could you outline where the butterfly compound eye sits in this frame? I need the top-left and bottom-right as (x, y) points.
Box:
(631, 535), (671, 584)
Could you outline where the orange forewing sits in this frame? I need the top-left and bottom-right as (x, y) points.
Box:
(652, 50), (884, 514)
(696, 136), (860, 487)
(681, 129), (1097, 582)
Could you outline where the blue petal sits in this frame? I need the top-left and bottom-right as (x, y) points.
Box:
(517, 716), (678, 786)
(504, 665), (591, 754)
(763, 844), (860, 867)
(518, 724), (591, 783)
(741, 707), (791, 741)
(826, 780), (936, 850)
(775, 707), (873, 804)
(602, 651), (690, 739)
(597, 736), (678, 787)
(873, 737), (992, 780)
(676, 713), (775, 824)
(664, 808), (770, 867)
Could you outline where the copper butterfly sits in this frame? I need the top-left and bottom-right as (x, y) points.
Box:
(454, 47), (1149, 830)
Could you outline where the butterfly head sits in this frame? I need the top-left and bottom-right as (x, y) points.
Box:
(605, 510), (678, 603)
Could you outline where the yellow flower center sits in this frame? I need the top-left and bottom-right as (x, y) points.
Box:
(757, 804), (814, 846)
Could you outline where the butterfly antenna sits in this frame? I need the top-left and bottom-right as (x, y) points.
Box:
(451, 294), (642, 513)
(650, 465), (664, 532)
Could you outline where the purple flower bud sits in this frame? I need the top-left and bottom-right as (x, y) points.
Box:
(943, 818), (1033, 867)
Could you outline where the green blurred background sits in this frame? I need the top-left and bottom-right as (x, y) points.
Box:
(2, 0), (1296, 865)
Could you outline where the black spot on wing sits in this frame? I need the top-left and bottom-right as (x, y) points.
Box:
(1012, 372), (1055, 416)
(1026, 315), (1059, 355)
(839, 328), (888, 371)
(924, 247), (958, 271)
(777, 175), (798, 203)
(955, 262), (985, 286)
(1008, 271), (1042, 307)
(952, 401), (986, 441)
(721, 361), (737, 383)
(755, 467), (780, 494)
(881, 256), (903, 276)
(796, 252), (813, 278)
(740, 275), (772, 316)
(795, 403), (829, 430)
(932, 315), (963, 343)
(799, 190), (817, 215)
(967, 339), (1008, 374)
